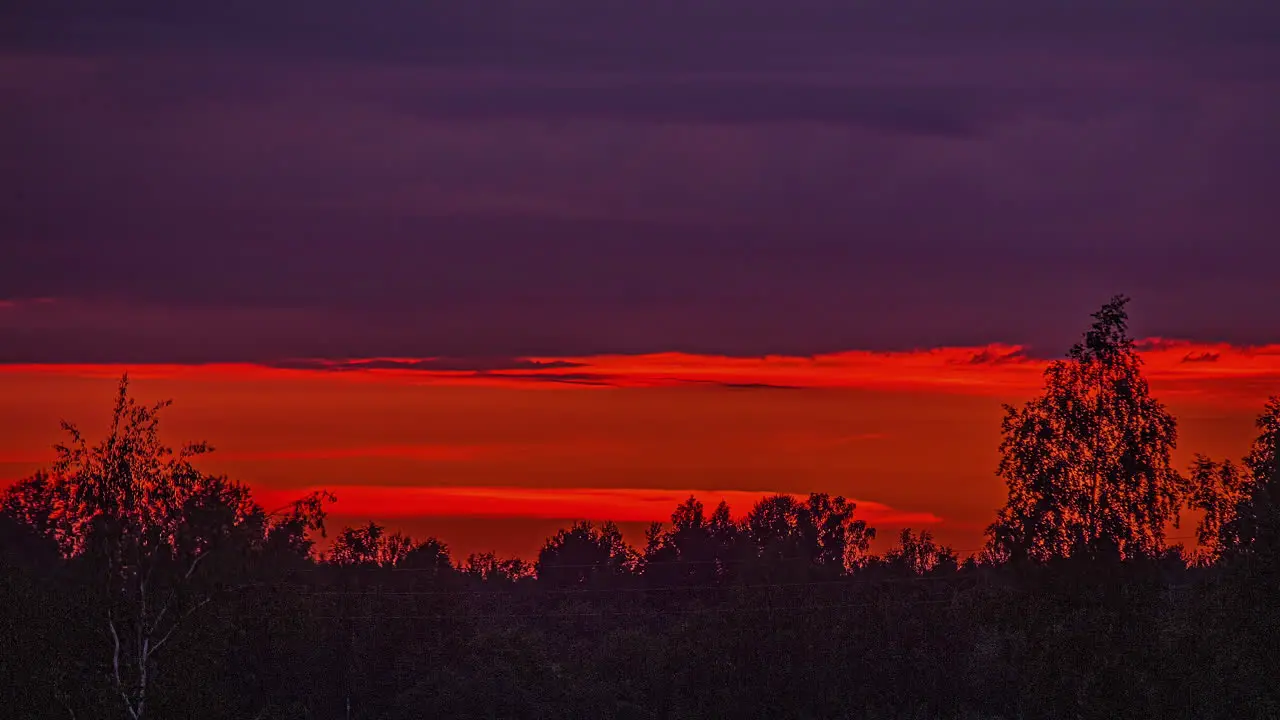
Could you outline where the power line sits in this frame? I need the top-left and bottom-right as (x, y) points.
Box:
(309, 534), (1205, 574)
(267, 574), (975, 598)
(219, 597), (963, 622)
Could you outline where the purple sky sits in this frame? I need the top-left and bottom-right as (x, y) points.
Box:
(3, 0), (1279, 363)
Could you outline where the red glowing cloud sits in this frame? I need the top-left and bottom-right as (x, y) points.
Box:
(254, 485), (942, 526)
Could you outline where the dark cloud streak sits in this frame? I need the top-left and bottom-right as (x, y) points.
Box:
(267, 358), (587, 373)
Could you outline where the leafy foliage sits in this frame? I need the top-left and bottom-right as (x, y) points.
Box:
(879, 528), (959, 575)
(1, 375), (326, 720)
(1192, 396), (1280, 567)
(536, 520), (637, 587)
(989, 296), (1183, 561)
(1188, 456), (1248, 558)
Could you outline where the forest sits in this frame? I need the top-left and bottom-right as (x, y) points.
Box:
(2, 297), (1278, 720)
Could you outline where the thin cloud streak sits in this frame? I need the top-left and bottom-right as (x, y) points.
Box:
(214, 441), (630, 463)
(217, 444), (492, 463)
(1, 340), (1278, 404)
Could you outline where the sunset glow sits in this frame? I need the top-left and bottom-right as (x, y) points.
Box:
(2, 339), (1274, 557)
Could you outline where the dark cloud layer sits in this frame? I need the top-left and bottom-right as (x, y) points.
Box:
(2, 1), (1279, 363)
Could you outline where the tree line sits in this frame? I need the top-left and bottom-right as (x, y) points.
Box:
(2, 296), (1278, 719)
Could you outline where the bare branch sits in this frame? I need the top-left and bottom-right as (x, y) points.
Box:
(137, 635), (148, 720)
(148, 596), (212, 658)
(184, 549), (208, 581)
(108, 616), (140, 720)
(148, 549), (209, 636)
(57, 691), (76, 720)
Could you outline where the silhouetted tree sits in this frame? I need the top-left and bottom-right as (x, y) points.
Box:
(536, 521), (637, 587)
(326, 521), (453, 575)
(0, 500), (59, 572)
(744, 493), (874, 578)
(328, 522), (389, 567)
(396, 536), (453, 572)
(1245, 397), (1280, 481)
(643, 496), (741, 586)
(806, 492), (876, 570)
(1188, 456), (1249, 560)
(0, 470), (59, 539)
(881, 528), (959, 575)
(988, 296), (1183, 561)
(1221, 397), (1280, 564)
(0, 375), (329, 720)
(258, 490), (334, 572)
(463, 551), (534, 584)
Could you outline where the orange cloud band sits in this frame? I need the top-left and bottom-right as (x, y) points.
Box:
(255, 485), (943, 526)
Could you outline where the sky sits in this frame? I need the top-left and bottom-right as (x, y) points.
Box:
(2, 1), (1279, 558)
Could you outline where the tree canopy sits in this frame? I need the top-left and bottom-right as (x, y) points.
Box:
(989, 296), (1183, 561)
